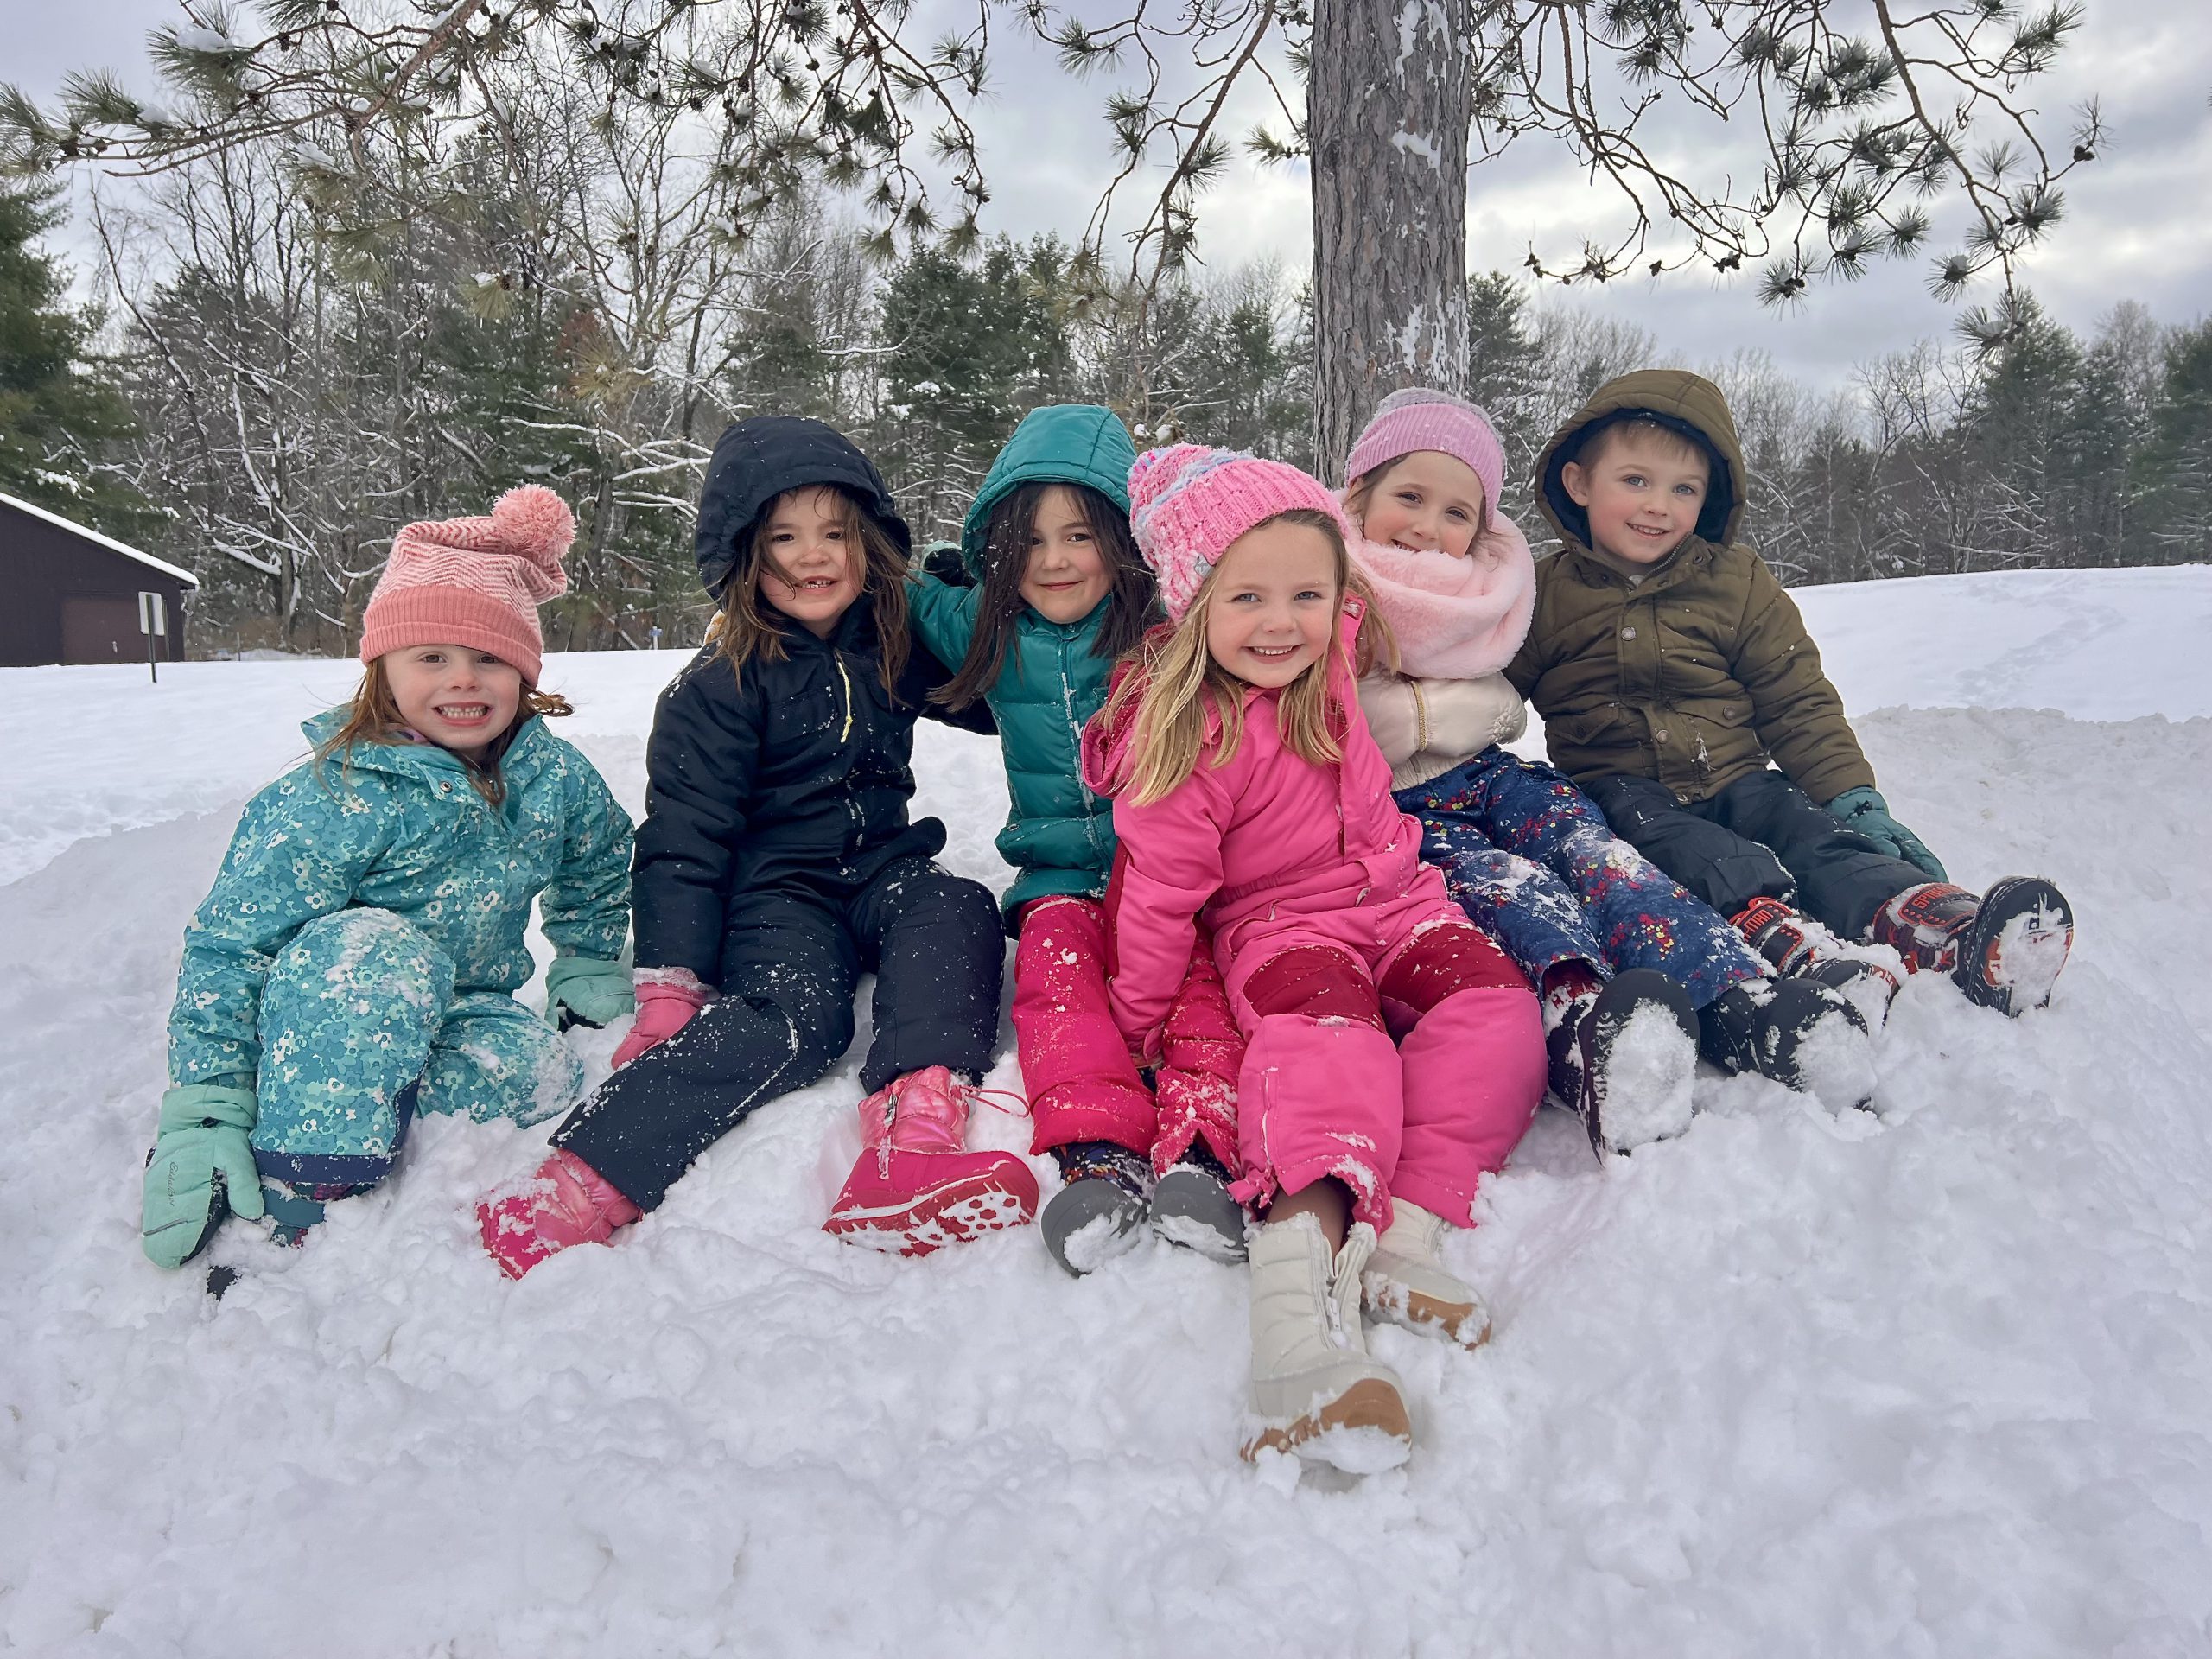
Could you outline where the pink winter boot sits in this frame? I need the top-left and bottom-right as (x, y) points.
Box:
(478, 1149), (642, 1280)
(822, 1065), (1039, 1255)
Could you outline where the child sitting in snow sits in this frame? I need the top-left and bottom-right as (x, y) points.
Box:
(1508, 369), (2074, 1018)
(142, 487), (635, 1271)
(1083, 445), (1545, 1471)
(910, 404), (1244, 1275)
(479, 417), (1029, 1277)
(1340, 389), (1873, 1148)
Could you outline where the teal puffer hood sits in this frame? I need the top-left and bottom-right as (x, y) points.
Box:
(957, 403), (1136, 581)
(912, 404), (1141, 930)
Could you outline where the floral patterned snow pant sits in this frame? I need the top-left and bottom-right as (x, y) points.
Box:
(250, 907), (584, 1190)
(1397, 747), (1766, 1011)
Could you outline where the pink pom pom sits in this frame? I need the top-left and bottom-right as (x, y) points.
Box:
(490, 485), (574, 600)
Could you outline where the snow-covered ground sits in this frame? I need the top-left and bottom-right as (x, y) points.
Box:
(3, 566), (2209, 1656)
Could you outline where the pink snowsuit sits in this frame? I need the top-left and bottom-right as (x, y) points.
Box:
(1011, 894), (1241, 1174)
(1082, 610), (1547, 1229)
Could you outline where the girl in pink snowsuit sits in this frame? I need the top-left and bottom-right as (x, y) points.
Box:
(1083, 446), (1546, 1471)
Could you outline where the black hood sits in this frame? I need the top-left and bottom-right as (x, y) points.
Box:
(694, 416), (912, 598)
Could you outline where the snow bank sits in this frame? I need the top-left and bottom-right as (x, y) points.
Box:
(2, 569), (2209, 1655)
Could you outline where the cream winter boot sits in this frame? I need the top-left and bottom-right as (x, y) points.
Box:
(1362, 1198), (1491, 1351)
(1240, 1214), (1413, 1472)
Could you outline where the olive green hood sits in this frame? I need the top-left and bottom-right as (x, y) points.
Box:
(1535, 369), (1748, 553)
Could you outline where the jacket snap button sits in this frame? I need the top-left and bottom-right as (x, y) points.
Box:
(1655, 728), (1669, 742)
(1621, 626), (1637, 639)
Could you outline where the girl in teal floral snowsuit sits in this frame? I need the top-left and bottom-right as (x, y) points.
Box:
(141, 487), (634, 1268)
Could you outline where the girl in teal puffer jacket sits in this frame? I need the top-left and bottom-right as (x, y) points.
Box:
(910, 406), (1245, 1275)
(140, 487), (633, 1273)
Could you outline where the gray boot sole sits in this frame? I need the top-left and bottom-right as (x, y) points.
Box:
(1151, 1166), (1248, 1262)
(1040, 1178), (1147, 1277)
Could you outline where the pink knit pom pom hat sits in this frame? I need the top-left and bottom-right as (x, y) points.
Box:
(1345, 388), (1506, 524)
(1126, 444), (1352, 623)
(359, 485), (574, 683)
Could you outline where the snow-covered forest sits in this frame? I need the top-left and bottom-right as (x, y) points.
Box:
(5, 109), (2210, 657)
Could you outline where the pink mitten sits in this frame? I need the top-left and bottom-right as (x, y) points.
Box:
(610, 976), (708, 1068)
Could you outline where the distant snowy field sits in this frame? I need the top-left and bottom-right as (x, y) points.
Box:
(3, 565), (2209, 1656)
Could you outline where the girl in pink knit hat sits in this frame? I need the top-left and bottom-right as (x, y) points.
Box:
(1342, 390), (1874, 1152)
(1081, 444), (1546, 1473)
(141, 487), (636, 1276)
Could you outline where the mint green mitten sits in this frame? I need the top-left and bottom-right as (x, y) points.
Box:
(142, 1084), (264, 1270)
(545, 957), (636, 1032)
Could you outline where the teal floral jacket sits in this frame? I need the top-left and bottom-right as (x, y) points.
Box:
(167, 711), (633, 1090)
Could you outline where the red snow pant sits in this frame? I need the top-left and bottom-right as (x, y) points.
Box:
(1218, 880), (1546, 1232)
(1011, 895), (1241, 1175)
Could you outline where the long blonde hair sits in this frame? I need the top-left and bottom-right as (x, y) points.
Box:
(706, 484), (912, 696)
(1098, 508), (1393, 808)
(314, 657), (572, 806)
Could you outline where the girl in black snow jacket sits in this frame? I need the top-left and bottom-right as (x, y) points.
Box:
(479, 418), (1035, 1275)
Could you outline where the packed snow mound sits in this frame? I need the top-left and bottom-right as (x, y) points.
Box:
(2, 568), (2209, 1655)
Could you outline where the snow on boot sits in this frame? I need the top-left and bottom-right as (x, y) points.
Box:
(1242, 1214), (1412, 1472)
(822, 1065), (1039, 1256)
(1732, 895), (1901, 1030)
(1700, 978), (1875, 1114)
(478, 1150), (642, 1281)
(1547, 969), (1700, 1156)
(1151, 1139), (1248, 1262)
(1362, 1198), (1490, 1350)
(1040, 1140), (1150, 1277)
(1870, 879), (2074, 1016)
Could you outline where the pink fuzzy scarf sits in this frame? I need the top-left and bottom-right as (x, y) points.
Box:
(1345, 511), (1535, 679)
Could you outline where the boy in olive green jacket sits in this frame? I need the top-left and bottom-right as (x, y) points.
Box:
(1506, 369), (2074, 1019)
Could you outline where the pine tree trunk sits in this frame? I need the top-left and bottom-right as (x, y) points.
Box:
(1309, 0), (1471, 482)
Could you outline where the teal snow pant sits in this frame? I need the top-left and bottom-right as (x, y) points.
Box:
(250, 908), (584, 1193)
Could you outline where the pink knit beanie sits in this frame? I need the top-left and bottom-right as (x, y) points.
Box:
(1345, 388), (1506, 522)
(359, 486), (573, 683)
(1126, 445), (1353, 623)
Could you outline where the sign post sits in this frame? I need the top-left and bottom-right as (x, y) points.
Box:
(137, 590), (167, 684)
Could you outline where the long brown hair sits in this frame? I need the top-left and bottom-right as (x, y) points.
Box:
(706, 484), (911, 696)
(1096, 507), (1391, 807)
(936, 480), (1157, 712)
(314, 658), (572, 806)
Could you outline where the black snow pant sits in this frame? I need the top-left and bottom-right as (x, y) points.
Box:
(556, 856), (1004, 1210)
(1585, 769), (1929, 944)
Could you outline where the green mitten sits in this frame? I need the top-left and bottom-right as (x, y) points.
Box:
(142, 1084), (264, 1270)
(545, 957), (636, 1032)
(1826, 785), (1948, 882)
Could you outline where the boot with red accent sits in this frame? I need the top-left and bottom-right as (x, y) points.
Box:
(478, 1149), (642, 1281)
(1732, 895), (1903, 1030)
(823, 1065), (1040, 1255)
(1869, 879), (2074, 1017)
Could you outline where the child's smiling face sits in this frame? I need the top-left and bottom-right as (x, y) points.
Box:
(1356, 449), (1488, 559)
(1201, 517), (1340, 690)
(1561, 426), (1711, 565)
(758, 486), (863, 636)
(384, 644), (524, 762)
(1018, 484), (1111, 624)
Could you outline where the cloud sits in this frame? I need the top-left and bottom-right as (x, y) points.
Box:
(17, 0), (2211, 385)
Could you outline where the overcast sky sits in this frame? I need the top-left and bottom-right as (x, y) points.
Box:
(14, 0), (2211, 389)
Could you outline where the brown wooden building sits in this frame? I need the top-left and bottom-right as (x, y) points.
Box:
(0, 491), (198, 667)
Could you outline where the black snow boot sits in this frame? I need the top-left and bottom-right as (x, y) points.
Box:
(1700, 977), (1875, 1114)
(1869, 879), (2074, 1017)
(1040, 1141), (1151, 1277)
(1548, 969), (1700, 1157)
(1150, 1139), (1248, 1262)
(1732, 895), (1901, 1030)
